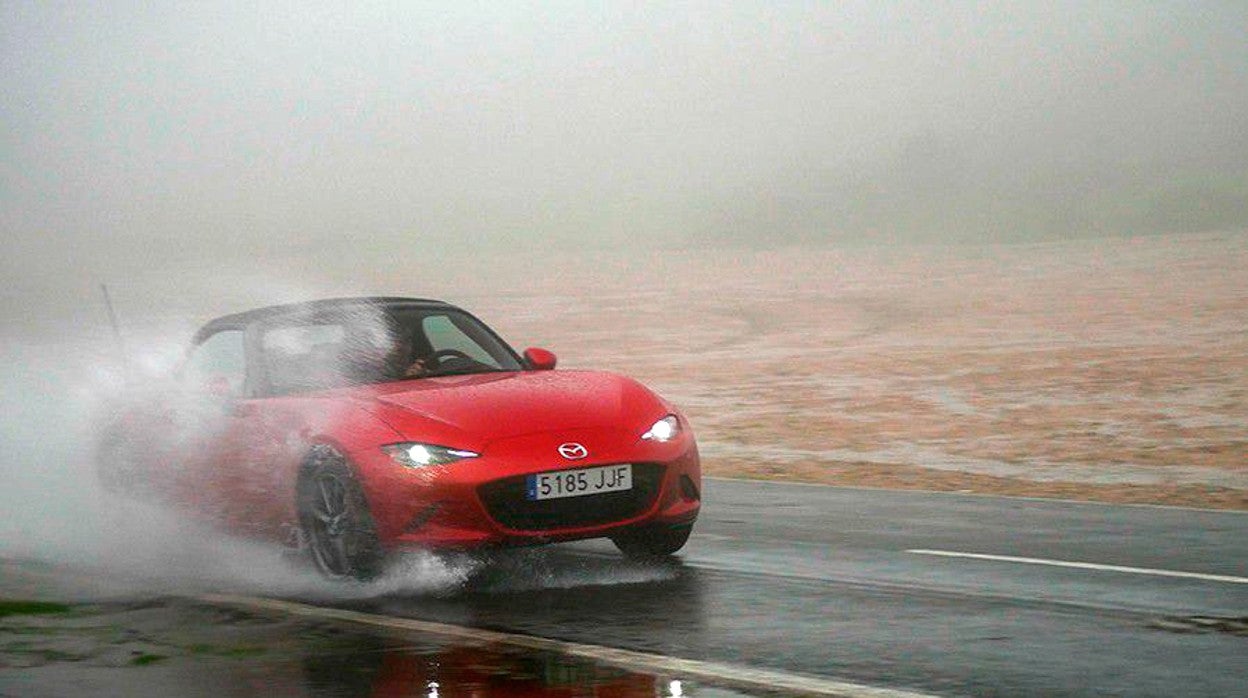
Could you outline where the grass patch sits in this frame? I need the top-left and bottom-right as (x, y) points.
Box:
(3, 647), (87, 662)
(0, 600), (73, 619)
(187, 643), (267, 658)
(215, 646), (267, 659)
(130, 653), (168, 666)
(38, 649), (87, 662)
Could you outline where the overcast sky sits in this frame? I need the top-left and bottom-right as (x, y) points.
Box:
(3, 1), (1246, 291)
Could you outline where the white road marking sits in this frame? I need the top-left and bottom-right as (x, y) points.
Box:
(201, 593), (939, 698)
(906, 549), (1248, 584)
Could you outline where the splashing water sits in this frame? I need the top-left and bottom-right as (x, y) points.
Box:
(0, 332), (481, 600)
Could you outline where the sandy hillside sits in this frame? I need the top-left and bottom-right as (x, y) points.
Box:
(466, 232), (1247, 509)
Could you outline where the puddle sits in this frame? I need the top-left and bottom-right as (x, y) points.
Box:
(0, 560), (752, 698)
(0, 595), (755, 698)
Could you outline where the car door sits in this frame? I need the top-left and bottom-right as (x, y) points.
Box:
(173, 327), (250, 522)
(215, 319), (351, 539)
(178, 323), (303, 539)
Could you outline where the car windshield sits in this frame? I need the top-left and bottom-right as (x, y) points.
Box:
(260, 306), (522, 396)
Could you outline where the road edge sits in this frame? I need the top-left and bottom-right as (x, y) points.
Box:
(200, 593), (941, 698)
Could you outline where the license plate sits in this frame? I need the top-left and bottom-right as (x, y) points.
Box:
(525, 464), (633, 501)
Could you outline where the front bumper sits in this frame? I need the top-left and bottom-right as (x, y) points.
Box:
(347, 431), (701, 550)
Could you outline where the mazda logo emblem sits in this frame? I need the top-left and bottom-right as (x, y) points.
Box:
(558, 442), (588, 460)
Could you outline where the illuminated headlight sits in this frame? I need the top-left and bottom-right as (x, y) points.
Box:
(382, 443), (479, 468)
(641, 414), (681, 442)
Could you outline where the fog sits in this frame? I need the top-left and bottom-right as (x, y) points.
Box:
(1, 3), (1245, 590)
(4, 2), (1247, 293)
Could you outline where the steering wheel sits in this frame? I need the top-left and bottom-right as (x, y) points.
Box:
(426, 348), (474, 367)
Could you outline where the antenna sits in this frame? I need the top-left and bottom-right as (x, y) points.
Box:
(100, 283), (129, 377)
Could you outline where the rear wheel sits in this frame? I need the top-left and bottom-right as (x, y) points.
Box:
(297, 447), (384, 581)
(611, 523), (692, 559)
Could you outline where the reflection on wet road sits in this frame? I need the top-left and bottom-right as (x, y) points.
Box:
(296, 633), (718, 698)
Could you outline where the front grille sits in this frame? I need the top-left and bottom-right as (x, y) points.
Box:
(478, 463), (665, 532)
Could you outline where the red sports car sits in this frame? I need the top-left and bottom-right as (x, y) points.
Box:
(97, 297), (701, 579)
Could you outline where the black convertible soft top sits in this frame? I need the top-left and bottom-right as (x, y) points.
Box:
(192, 296), (455, 343)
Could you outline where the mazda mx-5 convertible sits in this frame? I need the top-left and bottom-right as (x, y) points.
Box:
(97, 297), (701, 579)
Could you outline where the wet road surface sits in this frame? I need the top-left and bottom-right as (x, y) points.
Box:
(0, 560), (748, 698)
(330, 480), (1248, 697)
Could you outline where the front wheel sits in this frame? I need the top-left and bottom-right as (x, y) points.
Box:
(611, 523), (692, 559)
(297, 447), (384, 581)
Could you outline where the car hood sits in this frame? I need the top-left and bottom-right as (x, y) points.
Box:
(357, 370), (664, 447)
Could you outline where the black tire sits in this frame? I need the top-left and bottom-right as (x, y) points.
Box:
(611, 523), (693, 559)
(297, 446), (384, 581)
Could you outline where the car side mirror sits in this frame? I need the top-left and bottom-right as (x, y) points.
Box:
(523, 347), (557, 371)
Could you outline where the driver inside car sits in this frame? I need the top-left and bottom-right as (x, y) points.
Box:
(382, 330), (430, 379)
(371, 319), (487, 381)
(334, 323), (427, 383)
